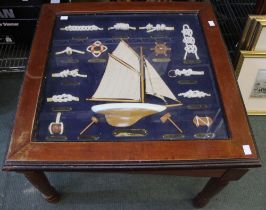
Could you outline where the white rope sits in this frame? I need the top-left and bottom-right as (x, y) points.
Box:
(139, 23), (174, 33)
(168, 68), (204, 77)
(47, 94), (79, 102)
(178, 90), (210, 98)
(48, 112), (64, 135)
(181, 24), (200, 60)
(52, 69), (87, 78)
(181, 25), (193, 36)
(108, 23), (136, 30)
(60, 25), (103, 31)
(55, 112), (61, 123)
(86, 41), (108, 57)
(195, 116), (211, 127)
(55, 47), (85, 55)
(183, 36), (195, 45)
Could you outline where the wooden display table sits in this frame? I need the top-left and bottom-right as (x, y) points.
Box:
(3, 2), (260, 208)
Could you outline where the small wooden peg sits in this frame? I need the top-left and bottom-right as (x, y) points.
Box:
(80, 116), (98, 135)
(160, 113), (183, 133)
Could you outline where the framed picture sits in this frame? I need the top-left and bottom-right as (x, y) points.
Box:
(236, 51), (266, 115)
(238, 15), (259, 51)
(250, 19), (266, 51)
(234, 16), (265, 66)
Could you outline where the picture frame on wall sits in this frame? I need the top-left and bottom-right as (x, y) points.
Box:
(234, 16), (266, 67)
(250, 19), (266, 51)
(238, 15), (262, 52)
(236, 51), (266, 115)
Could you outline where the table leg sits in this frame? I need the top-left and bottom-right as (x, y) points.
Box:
(193, 168), (248, 208)
(22, 171), (60, 203)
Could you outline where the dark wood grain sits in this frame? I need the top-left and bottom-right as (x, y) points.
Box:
(3, 2), (260, 169)
(23, 171), (60, 203)
(193, 168), (249, 208)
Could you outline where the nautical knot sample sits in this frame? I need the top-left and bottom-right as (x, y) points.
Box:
(108, 23), (136, 30)
(48, 112), (64, 135)
(55, 47), (85, 55)
(52, 69), (87, 78)
(47, 94), (79, 102)
(60, 25), (103, 31)
(193, 115), (213, 127)
(168, 68), (204, 77)
(139, 23), (174, 33)
(178, 90), (210, 98)
(181, 24), (200, 60)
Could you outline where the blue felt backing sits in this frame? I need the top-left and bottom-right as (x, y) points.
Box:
(33, 12), (230, 142)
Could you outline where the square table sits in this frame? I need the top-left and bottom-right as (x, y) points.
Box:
(2, 2), (261, 208)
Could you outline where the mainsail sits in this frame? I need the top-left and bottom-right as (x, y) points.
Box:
(91, 40), (178, 103)
(92, 41), (141, 101)
(112, 41), (140, 72)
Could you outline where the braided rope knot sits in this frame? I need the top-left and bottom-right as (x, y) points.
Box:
(182, 36), (195, 45)
(61, 25), (103, 31)
(47, 94), (79, 102)
(181, 24), (193, 36)
(184, 45), (198, 54)
(181, 24), (200, 60)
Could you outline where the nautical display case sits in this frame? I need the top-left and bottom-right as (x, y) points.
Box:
(28, 3), (235, 142)
(8, 2), (258, 158)
(4, 4), (260, 206)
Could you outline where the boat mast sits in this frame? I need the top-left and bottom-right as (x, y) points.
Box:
(140, 47), (145, 103)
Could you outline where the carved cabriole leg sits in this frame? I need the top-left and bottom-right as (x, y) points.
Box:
(22, 171), (60, 203)
(193, 168), (249, 208)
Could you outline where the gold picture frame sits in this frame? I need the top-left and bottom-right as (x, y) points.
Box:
(250, 20), (266, 51)
(235, 16), (266, 66)
(236, 51), (266, 115)
(238, 15), (261, 51)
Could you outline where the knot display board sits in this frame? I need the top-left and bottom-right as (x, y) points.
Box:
(32, 12), (229, 142)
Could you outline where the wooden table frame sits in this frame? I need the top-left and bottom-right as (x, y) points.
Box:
(2, 2), (261, 208)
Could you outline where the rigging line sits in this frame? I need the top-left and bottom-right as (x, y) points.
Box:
(109, 53), (139, 74)
(140, 47), (145, 103)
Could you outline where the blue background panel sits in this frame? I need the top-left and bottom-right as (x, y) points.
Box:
(33, 12), (229, 142)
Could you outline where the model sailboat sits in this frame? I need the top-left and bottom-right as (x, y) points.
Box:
(89, 40), (182, 127)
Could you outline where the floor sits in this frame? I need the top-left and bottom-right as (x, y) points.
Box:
(0, 74), (266, 210)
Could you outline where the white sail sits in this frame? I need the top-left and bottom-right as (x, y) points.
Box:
(144, 58), (177, 102)
(92, 40), (178, 103)
(112, 40), (140, 73)
(92, 55), (140, 100)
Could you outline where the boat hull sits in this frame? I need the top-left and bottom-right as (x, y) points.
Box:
(91, 103), (166, 127)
